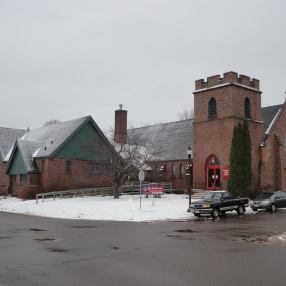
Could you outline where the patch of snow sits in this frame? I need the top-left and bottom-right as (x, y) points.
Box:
(194, 82), (260, 94)
(0, 194), (196, 222)
(3, 146), (13, 162)
(265, 108), (282, 135)
(20, 132), (28, 140)
(32, 147), (41, 158)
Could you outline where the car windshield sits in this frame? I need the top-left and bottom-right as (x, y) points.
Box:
(255, 193), (274, 200)
(203, 192), (222, 201)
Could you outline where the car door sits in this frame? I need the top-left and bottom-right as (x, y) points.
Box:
(278, 192), (286, 208)
(274, 192), (285, 208)
(221, 192), (233, 210)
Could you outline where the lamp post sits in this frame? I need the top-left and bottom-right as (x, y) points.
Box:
(187, 145), (193, 212)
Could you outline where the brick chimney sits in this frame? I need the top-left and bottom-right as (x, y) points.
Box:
(114, 104), (127, 144)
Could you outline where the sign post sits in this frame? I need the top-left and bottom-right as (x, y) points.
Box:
(138, 169), (145, 210)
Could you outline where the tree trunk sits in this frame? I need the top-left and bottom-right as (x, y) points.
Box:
(113, 184), (120, 199)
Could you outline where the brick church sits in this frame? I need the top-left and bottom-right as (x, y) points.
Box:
(131, 71), (286, 193)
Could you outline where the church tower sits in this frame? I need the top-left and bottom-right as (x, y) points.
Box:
(192, 71), (264, 191)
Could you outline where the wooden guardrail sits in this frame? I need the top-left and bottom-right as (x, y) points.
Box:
(36, 182), (173, 203)
(36, 187), (114, 204)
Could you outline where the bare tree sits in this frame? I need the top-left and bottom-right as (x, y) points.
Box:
(178, 109), (194, 120)
(43, 119), (61, 126)
(107, 126), (164, 198)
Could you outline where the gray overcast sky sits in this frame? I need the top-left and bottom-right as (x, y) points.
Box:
(0, 0), (286, 131)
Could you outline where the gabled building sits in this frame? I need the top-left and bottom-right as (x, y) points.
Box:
(5, 116), (115, 197)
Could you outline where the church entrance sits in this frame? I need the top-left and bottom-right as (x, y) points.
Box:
(206, 155), (221, 190)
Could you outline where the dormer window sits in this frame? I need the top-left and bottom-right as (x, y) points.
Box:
(244, 97), (251, 119)
(208, 97), (217, 119)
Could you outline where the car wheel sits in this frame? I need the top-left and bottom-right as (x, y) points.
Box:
(211, 208), (220, 219)
(237, 205), (245, 215)
(220, 211), (226, 217)
(251, 207), (257, 212)
(270, 204), (277, 213)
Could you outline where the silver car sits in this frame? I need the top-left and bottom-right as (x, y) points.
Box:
(250, 191), (286, 212)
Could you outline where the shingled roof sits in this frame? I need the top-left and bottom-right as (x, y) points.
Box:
(128, 119), (193, 161)
(0, 127), (26, 160)
(16, 140), (40, 173)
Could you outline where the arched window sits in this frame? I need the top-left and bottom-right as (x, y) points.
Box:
(179, 163), (185, 178)
(171, 164), (176, 178)
(208, 97), (217, 119)
(244, 97), (251, 119)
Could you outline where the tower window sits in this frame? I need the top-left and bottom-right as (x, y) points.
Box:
(244, 97), (251, 119)
(208, 97), (217, 119)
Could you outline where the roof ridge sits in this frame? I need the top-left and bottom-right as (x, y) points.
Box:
(129, 118), (193, 131)
(262, 104), (284, 109)
(28, 115), (90, 132)
(0, 126), (26, 132)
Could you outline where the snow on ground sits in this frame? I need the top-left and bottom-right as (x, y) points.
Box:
(0, 194), (195, 222)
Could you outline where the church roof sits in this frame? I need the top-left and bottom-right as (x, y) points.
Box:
(128, 119), (193, 162)
(129, 104), (284, 162)
(0, 127), (26, 161)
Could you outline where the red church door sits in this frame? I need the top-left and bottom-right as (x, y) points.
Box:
(206, 155), (221, 190)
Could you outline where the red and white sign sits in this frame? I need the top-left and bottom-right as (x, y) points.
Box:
(143, 184), (164, 197)
(222, 165), (230, 180)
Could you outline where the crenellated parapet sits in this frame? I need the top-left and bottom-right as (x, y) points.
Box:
(195, 71), (260, 91)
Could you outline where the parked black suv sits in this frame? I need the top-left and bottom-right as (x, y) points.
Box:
(190, 191), (249, 218)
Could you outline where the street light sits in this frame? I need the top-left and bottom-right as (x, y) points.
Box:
(186, 145), (193, 212)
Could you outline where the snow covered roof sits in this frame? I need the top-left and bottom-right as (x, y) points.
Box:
(18, 116), (89, 159)
(0, 127), (26, 161)
(261, 104), (283, 132)
(128, 119), (193, 161)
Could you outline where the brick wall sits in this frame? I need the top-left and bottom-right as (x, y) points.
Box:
(40, 158), (112, 191)
(149, 160), (189, 191)
(0, 162), (9, 194)
(261, 102), (286, 191)
(194, 85), (262, 123)
(11, 158), (113, 197)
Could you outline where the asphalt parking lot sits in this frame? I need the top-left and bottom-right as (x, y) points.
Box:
(0, 210), (286, 286)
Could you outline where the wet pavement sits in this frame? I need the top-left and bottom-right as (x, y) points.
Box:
(0, 210), (286, 285)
